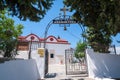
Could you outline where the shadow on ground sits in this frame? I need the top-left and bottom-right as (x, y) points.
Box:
(60, 78), (84, 80)
(45, 73), (57, 78)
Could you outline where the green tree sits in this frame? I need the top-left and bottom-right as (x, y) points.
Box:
(85, 27), (111, 53)
(0, 0), (54, 22)
(64, 0), (120, 53)
(74, 41), (86, 60)
(0, 10), (23, 58)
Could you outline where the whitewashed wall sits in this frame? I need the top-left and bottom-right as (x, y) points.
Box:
(116, 47), (120, 55)
(31, 50), (45, 79)
(86, 49), (120, 79)
(0, 59), (40, 80)
(16, 51), (29, 59)
(46, 43), (70, 55)
(45, 43), (70, 64)
(16, 50), (45, 79)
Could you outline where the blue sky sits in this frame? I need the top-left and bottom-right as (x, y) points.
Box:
(12, 0), (120, 48)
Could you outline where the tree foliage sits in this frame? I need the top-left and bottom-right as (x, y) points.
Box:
(64, 0), (120, 53)
(0, 10), (23, 57)
(74, 41), (86, 59)
(0, 0), (54, 21)
(85, 27), (111, 53)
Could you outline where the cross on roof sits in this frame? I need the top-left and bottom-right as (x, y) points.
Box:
(60, 6), (69, 16)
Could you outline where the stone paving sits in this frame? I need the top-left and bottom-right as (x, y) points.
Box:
(45, 64), (94, 80)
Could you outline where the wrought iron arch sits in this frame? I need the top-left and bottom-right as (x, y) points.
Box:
(43, 15), (86, 48)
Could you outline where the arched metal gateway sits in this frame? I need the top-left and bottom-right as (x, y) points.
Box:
(43, 15), (86, 48)
(44, 6), (87, 76)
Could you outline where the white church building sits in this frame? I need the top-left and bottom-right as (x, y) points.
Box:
(17, 33), (71, 64)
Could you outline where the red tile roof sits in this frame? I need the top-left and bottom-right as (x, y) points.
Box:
(18, 34), (70, 44)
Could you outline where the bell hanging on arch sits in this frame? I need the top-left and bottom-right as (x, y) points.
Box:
(64, 26), (67, 31)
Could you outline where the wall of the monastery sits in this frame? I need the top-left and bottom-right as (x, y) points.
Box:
(45, 43), (70, 64)
(30, 42), (41, 50)
(0, 59), (40, 80)
(86, 49), (120, 79)
(16, 50), (45, 79)
(17, 41), (70, 64)
(115, 47), (120, 55)
(16, 51), (29, 59)
(26, 35), (39, 41)
(46, 43), (70, 55)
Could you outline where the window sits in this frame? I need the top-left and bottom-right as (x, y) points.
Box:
(50, 53), (54, 58)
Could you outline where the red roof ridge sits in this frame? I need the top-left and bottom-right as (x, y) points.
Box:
(18, 34), (69, 43)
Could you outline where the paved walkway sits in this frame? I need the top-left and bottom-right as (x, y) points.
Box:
(45, 64), (94, 80)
